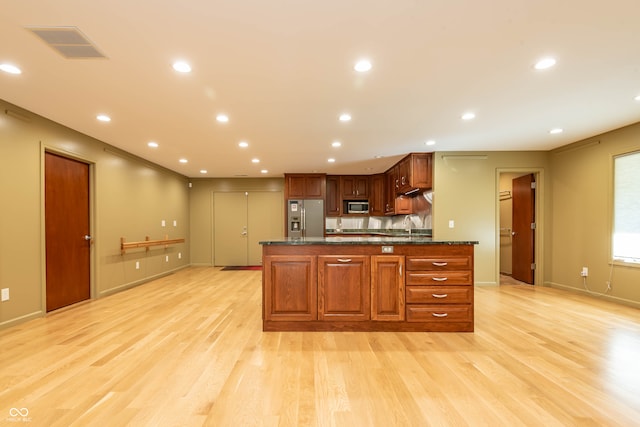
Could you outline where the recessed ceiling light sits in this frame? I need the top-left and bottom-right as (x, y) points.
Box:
(634, 94), (640, 101)
(534, 57), (556, 70)
(173, 61), (191, 73)
(179, 158), (188, 163)
(216, 114), (229, 123)
(425, 140), (436, 146)
(260, 169), (268, 174)
(96, 114), (111, 122)
(238, 141), (249, 148)
(0, 63), (21, 74)
(328, 158), (336, 163)
(200, 169), (208, 174)
(332, 141), (342, 147)
(549, 128), (563, 134)
(354, 59), (372, 72)
(339, 113), (351, 122)
(461, 112), (475, 121)
(251, 158), (260, 163)
(374, 155), (383, 159)
(148, 141), (159, 148)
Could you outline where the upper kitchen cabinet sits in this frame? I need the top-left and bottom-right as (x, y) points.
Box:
(369, 174), (386, 216)
(325, 176), (341, 216)
(285, 173), (326, 199)
(340, 175), (369, 199)
(396, 153), (433, 195)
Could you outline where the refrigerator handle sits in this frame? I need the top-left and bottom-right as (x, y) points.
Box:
(301, 207), (306, 233)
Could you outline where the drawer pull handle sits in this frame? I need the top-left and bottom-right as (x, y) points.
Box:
(432, 313), (448, 318)
(432, 262), (448, 267)
(432, 293), (448, 298)
(432, 277), (448, 282)
(337, 258), (352, 263)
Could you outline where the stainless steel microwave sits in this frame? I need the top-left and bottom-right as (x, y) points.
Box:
(347, 201), (369, 214)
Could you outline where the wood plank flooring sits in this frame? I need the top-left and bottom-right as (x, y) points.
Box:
(1, 267), (639, 426)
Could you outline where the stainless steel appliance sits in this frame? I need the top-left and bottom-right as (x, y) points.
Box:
(287, 199), (324, 238)
(347, 200), (369, 214)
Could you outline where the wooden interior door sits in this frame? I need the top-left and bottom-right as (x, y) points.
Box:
(512, 174), (535, 284)
(214, 192), (248, 266)
(45, 152), (91, 311)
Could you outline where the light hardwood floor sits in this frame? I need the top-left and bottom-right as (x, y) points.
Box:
(1, 267), (639, 426)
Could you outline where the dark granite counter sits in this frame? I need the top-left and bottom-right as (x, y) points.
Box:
(259, 236), (478, 245)
(325, 228), (432, 237)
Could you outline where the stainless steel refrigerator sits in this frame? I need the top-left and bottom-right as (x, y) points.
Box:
(287, 199), (324, 238)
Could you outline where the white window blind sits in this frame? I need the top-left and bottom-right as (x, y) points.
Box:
(613, 151), (640, 263)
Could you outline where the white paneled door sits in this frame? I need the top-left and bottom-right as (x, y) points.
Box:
(214, 191), (283, 266)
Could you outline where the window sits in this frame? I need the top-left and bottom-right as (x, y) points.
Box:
(613, 150), (640, 263)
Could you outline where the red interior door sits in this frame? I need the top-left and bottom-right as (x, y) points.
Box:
(512, 174), (535, 284)
(45, 152), (91, 311)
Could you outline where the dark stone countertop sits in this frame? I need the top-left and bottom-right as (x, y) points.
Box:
(325, 228), (432, 237)
(259, 236), (478, 245)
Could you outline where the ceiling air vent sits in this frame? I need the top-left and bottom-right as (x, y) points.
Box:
(26, 26), (106, 59)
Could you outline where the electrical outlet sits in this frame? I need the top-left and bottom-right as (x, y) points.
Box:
(178, 252), (182, 259)
(581, 267), (588, 277)
(165, 255), (169, 262)
(448, 220), (455, 228)
(1, 288), (9, 301)
(135, 261), (140, 270)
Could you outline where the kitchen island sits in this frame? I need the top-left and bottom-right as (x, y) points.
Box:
(260, 236), (478, 332)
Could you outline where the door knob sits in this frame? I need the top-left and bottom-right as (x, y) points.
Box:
(84, 235), (92, 240)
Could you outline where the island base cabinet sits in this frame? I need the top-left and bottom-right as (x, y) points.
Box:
(262, 243), (474, 332)
(318, 255), (370, 321)
(371, 255), (405, 321)
(263, 255), (317, 321)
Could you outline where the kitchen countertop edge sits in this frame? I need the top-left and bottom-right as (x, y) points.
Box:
(260, 237), (479, 245)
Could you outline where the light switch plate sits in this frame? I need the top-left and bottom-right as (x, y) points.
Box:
(1, 288), (9, 302)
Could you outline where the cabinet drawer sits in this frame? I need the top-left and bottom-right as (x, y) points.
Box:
(406, 256), (471, 271)
(406, 286), (472, 304)
(406, 271), (472, 286)
(406, 304), (472, 322)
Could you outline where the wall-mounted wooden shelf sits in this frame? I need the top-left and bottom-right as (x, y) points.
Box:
(120, 235), (185, 255)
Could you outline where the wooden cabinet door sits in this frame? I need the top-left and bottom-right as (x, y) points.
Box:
(397, 157), (411, 193)
(325, 176), (340, 216)
(354, 176), (369, 198)
(285, 174), (325, 199)
(264, 255), (317, 321)
(371, 255), (405, 321)
(304, 175), (325, 198)
(411, 153), (433, 190)
(384, 168), (396, 215)
(318, 255), (370, 321)
(369, 173), (385, 216)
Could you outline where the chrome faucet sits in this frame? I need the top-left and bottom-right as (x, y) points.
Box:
(403, 215), (412, 235)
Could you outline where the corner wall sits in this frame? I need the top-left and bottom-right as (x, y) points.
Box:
(0, 100), (190, 328)
(433, 152), (551, 286)
(548, 123), (640, 307)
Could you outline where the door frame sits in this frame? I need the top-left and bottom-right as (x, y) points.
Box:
(495, 168), (545, 286)
(40, 144), (96, 311)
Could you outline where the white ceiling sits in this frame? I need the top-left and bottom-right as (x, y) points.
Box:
(1, 0), (640, 178)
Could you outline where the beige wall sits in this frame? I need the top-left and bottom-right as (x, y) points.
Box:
(548, 123), (640, 307)
(0, 100), (189, 328)
(433, 152), (551, 286)
(189, 178), (284, 265)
